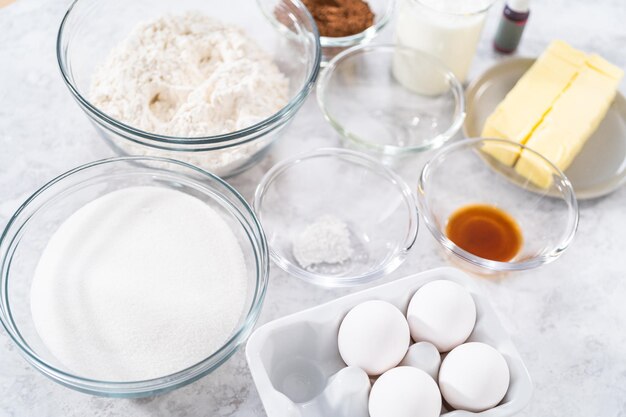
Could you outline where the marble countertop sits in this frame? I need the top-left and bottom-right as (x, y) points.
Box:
(1, 0), (625, 416)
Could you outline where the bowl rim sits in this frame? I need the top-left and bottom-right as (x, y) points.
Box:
(317, 0), (396, 47)
(56, 0), (321, 148)
(316, 44), (466, 155)
(253, 147), (419, 287)
(0, 156), (270, 397)
(417, 138), (579, 272)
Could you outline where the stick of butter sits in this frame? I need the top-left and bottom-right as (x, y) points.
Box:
(516, 61), (622, 188)
(481, 40), (623, 188)
(481, 41), (586, 165)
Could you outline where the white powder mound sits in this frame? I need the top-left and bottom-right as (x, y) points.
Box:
(90, 13), (289, 137)
(30, 186), (248, 381)
(293, 215), (354, 268)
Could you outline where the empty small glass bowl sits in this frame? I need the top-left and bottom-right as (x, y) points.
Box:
(253, 148), (419, 287)
(57, 0), (320, 177)
(316, 0), (396, 63)
(317, 44), (465, 156)
(0, 157), (269, 397)
(417, 138), (579, 272)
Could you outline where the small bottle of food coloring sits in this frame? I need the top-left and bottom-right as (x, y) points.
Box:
(494, 0), (530, 54)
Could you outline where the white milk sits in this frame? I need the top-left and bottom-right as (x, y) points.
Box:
(391, 47), (452, 96)
(395, 0), (493, 84)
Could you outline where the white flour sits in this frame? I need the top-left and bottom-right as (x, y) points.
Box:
(293, 215), (354, 268)
(90, 13), (289, 137)
(30, 186), (248, 381)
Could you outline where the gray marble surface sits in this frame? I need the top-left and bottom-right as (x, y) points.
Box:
(1, 0), (625, 416)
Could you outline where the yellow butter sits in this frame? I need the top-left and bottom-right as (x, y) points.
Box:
(546, 40), (587, 67)
(480, 124), (515, 165)
(516, 64), (622, 187)
(481, 43), (583, 165)
(512, 149), (556, 189)
(480, 40), (623, 188)
(587, 54), (624, 80)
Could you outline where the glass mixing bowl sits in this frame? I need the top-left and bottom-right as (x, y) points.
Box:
(253, 148), (419, 287)
(0, 157), (269, 397)
(317, 44), (465, 156)
(57, 0), (321, 178)
(418, 138), (579, 272)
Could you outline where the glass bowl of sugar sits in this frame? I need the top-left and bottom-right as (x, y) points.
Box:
(57, 0), (321, 178)
(0, 157), (269, 397)
(253, 148), (419, 287)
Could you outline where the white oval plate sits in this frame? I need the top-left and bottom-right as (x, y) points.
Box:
(464, 58), (626, 200)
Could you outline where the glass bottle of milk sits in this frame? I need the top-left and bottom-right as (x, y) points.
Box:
(395, 0), (496, 84)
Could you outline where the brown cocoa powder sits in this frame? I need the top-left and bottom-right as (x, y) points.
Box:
(301, 0), (375, 38)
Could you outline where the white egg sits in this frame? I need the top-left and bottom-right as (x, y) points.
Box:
(369, 366), (442, 417)
(338, 300), (410, 376)
(407, 280), (477, 352)
(400, 341), (441, 380)
(438, 342), (510, 412)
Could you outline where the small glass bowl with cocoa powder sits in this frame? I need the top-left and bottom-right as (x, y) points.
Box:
(300, 0), (396, 63)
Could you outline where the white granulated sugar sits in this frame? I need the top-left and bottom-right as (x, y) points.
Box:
(30, 186), (248, 381)
(90, 13), (289, 137)
(292, 215), (354, 268)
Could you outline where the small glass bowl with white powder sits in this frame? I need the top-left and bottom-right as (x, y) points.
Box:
(0, 157), (269, 397)
(254, 148), (419, 287)
(57, 0), (321, 177)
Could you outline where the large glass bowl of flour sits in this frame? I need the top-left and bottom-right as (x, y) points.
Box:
(0, 157), (269, 397)
(57, 0), (321, 178)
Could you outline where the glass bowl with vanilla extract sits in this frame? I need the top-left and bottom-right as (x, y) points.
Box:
(417, 138), (579, 273)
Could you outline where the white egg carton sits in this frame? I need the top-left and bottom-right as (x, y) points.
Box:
(245, 267), (533, 417)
